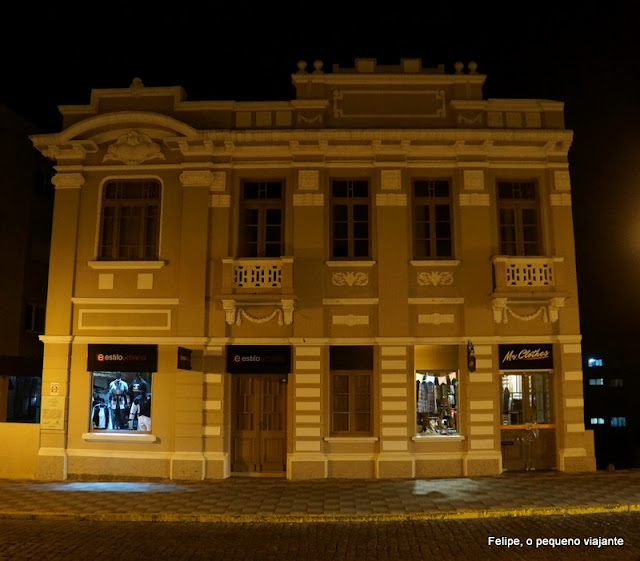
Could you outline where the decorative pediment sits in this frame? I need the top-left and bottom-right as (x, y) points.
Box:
(103, 130), (166, 165)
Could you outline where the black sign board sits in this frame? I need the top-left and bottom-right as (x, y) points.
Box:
(177, 347), (192, 371)
(498, 344), (553, 371)
(227, 345), (291, 374)
(87, 344), (158, 372)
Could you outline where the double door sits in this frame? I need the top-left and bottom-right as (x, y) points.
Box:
(231, 374), (287, 474)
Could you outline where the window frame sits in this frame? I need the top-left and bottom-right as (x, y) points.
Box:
(412, 178), (453, 259)
(497, 180), (541, 256)
(238, 180), (285, 258)
(98, 179), (161, 261)
(330, 179), (371, 260)
(330, 369), (373, 436)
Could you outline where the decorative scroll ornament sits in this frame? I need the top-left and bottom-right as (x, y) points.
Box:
(417, 270), (454, 287)
(332, 271), (368, 287)
(221, 299), (294, 326)
(103, 130), (165, 165)
(492, 297), (565, 324)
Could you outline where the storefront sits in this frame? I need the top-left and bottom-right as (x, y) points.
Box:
(87, 344), (157, 434)
(499, 344), (556, 471)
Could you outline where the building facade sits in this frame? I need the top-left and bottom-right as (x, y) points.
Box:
(30, 59), (595, 480)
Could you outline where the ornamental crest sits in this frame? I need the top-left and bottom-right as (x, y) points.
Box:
(332, 271), (369, 287)
(417, 270), (454, 287)
(103, 130), (165, 165)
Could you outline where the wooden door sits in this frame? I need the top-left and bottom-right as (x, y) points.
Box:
(231, 374), (287, 474)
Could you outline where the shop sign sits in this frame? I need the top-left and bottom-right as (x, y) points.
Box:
(177, 347), (192, 371)
(87, 344), (158, 372)
(227, 345), (291, 374)
(498, 344), (553, 370)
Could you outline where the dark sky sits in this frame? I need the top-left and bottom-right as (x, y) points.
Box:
(3, 5), (640, 353)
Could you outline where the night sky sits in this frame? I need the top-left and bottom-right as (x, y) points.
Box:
(3, 5), (639, 358)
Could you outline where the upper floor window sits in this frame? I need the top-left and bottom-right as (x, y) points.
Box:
(239, 181), (283, 258)
(98, 179), (161, 260)
(331, 180), (370, 259)
(588, 358), (603, 367)
(497, 181), (540, 256)
(413, 179), (453, 259)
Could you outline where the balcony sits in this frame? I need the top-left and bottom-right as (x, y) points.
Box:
(491, 256), (567, 324)
(219, 257), (295, 325)
(492, 256), (564, 291)
(222, 257), (294, 292)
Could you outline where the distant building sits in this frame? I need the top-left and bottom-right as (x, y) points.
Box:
(28, 59), (595, 481)
(583, 352), (639, 469)
(0, 105), (53, 429)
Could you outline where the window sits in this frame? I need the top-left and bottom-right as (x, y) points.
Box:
(609, 378), (624, 388)
(331, 180), (370, 259)
(611, 417), (627, 428)
(330, 346), (373, 435)
(98, 179), (161, 260)
(413, 180), (452, 259)
(416, 371), (458, 435)
(4, 376), (41, 422)
(590, 418), (605, 425)
(589, 378), (604, 386)
(501, 372), (552, 425)
(24, 303), (45, 334)
(497, 181), (540, 256)
(91, 372), (152, 432)
(239, 181), (284, 257)
(588, 358), (603, 367)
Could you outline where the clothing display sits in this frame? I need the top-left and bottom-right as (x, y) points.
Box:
(90, 371), (153, 432)
(416, 371), (458, 435)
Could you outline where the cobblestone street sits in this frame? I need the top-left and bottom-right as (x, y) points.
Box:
(1, 512), (638, 561)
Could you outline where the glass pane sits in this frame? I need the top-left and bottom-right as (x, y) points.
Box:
(352, 180), (369, 198)
(265, 182), (282, 199)
(353, 204), (368, 221)
(332, 181), (348, 198)
(435, 240), (452, 257)
(332, 240), (348, 257)
(353, 240), (369, 257)
(243, 182), (259, 199)
(333, 205), (347, 221)
(353, 222), (368, 239)
(264, 242), (281, 257)
(498, 182), (514, 199)
(501, 374), (523, 425)
(434, 180), (449, 197)
(333, 223), (348, 239)
(265, 209), (282, 225)
(435, 204), (450, 221)
(265, 225), (281, 242)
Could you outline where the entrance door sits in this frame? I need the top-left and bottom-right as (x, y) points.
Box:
(231, 374), (287, 474)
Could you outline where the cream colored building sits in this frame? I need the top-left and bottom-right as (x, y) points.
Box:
(30, 58), (595, 481)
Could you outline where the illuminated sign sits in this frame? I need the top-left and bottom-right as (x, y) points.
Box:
(498, 344), (553, 370)
(87, 344), (158, 372)
(226, 345), (291, 374)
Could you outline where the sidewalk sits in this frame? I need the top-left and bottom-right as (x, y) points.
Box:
(1, 470), (639, 524)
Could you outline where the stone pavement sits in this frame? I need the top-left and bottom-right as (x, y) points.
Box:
(0, 469), (639, 524)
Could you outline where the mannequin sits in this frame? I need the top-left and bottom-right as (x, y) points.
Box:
(108, 374), (129, 429)
(130, 388), (151, 432)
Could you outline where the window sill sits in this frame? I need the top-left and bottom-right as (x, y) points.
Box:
(83, 432), (157, 443)
(325, 261), (376, 268)
(410, 260), (460, 267)
(411, 434), (465, 441)
(88, 260), (166, 270)
(324, 436), (379, 443)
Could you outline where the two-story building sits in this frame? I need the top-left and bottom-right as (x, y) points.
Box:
(30, 58), (595, 481)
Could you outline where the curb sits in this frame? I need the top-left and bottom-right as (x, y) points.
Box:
(1, 503), (639, 524)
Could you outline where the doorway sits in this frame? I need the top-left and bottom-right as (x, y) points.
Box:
(231, 374), (287, 474)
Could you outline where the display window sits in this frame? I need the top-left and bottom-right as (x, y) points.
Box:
(501, 372), (552, 426)
(91, 371), (152, 432)
(415, 370), (458, 435)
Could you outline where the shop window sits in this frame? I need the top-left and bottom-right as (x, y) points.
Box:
(98, 179), (161, 260)
(329, 346), (373, 435)
(501, 372), (552, 425)
(330, 179), (370, 259)
(412, 179), (453, 259)
(4, 376), (41, 422)
(589, 378), (604, 386)
(91, 371), (152, 432)
(497, 181), (540, 256)
(416, 371), (458, 435)
(239, 181), (284, 257)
